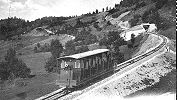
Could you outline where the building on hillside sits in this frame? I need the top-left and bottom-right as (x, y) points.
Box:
(118, 21), (130, 30)
(140, 23), (157, 32)
(120, 23), (157, 41)
(120, 25), (146, 41)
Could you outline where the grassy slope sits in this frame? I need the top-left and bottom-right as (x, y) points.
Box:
(0, 36), (49, 61)
(19, 52), (52, 75)
(0, 73), (60, 100)
(0, 30), (74, 100)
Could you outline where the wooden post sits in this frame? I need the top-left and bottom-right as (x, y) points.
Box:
(56, 58), (60, 80)
(89, 59), (91, 77)
(83, 59), (85, 79)
(101, 53), (104, 71)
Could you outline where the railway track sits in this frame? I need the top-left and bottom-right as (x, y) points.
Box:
(35, 87), (71, 100)
(36, 34), (167, 100)
(114, 34), (167, 72)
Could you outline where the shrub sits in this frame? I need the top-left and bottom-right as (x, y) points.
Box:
(44, 57), (58, 73)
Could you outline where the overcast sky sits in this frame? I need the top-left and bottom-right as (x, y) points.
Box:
(0, 0), (121, 21)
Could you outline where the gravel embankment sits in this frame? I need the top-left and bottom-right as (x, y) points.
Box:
(63, 51), (176, 100)
(92, 52), (176, 98)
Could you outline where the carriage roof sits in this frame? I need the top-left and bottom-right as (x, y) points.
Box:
(58, 49), (109, 60)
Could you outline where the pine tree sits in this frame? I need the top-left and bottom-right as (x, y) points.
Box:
(106, 6), (109, 11)
(102, 8), (105, 12)
(96, 9), (99, 14)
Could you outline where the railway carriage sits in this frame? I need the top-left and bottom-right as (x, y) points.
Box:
(57, 49), (113, 88)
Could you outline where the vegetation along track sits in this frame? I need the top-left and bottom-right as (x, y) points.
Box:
(36, 33), (167, 100)
(114, 33), (167, 72)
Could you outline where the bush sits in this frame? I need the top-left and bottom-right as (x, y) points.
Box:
(44, 57), (58, 73)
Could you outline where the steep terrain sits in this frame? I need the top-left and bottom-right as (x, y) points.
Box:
(0, 0), (176, 100)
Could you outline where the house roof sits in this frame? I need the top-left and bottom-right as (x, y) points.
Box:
(58, 49), (109, 60)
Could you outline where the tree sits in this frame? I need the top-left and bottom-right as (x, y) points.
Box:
(142, 8), (156, 23)
(142, 8), (163, 30)
(64, 40), (76, 56)
(44, 40), (63, 73)
(34, 46), (38, 53)
(102, 8), (105, 12)
(99, 37), (109, 47)
(92, 11), (95, 14)
(106, 6), (109, 11)
(96, 9), (99, 14)
(99, 31), (126, 64)
(50, 39), (63, 58)
(1, 48), (31, 80)
(37, 43), (41, 48)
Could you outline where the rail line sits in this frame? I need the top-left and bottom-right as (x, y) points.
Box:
(36, 34), (167, 100)
(35, 87), (69, 100)
(114, 34), (167, 72)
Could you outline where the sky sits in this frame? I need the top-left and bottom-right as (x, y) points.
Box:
(0, 0), (121, 21)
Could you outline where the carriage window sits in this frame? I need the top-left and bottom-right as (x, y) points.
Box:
(93, 58), (96, 67)
(60, 60), (65, 68)
(80, 60), (84, 68)
(99, 56), (102, 65)
(85, 61), (89, 69)
(75, 60), (80, 68)
(102, 53), (107, 62)
(89, 58), (92, 67)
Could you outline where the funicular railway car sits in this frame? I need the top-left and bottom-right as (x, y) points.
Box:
(57, 49), (113, 88)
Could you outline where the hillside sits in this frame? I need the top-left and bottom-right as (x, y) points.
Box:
(60, 33), (176, 100)
(0, 0), (176, 100)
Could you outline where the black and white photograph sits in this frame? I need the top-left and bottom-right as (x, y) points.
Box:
(0, 0), (176, 100)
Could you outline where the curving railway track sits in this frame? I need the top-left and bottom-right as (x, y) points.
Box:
(114, 34), (167, 72)
(36, 33), (168, 100)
